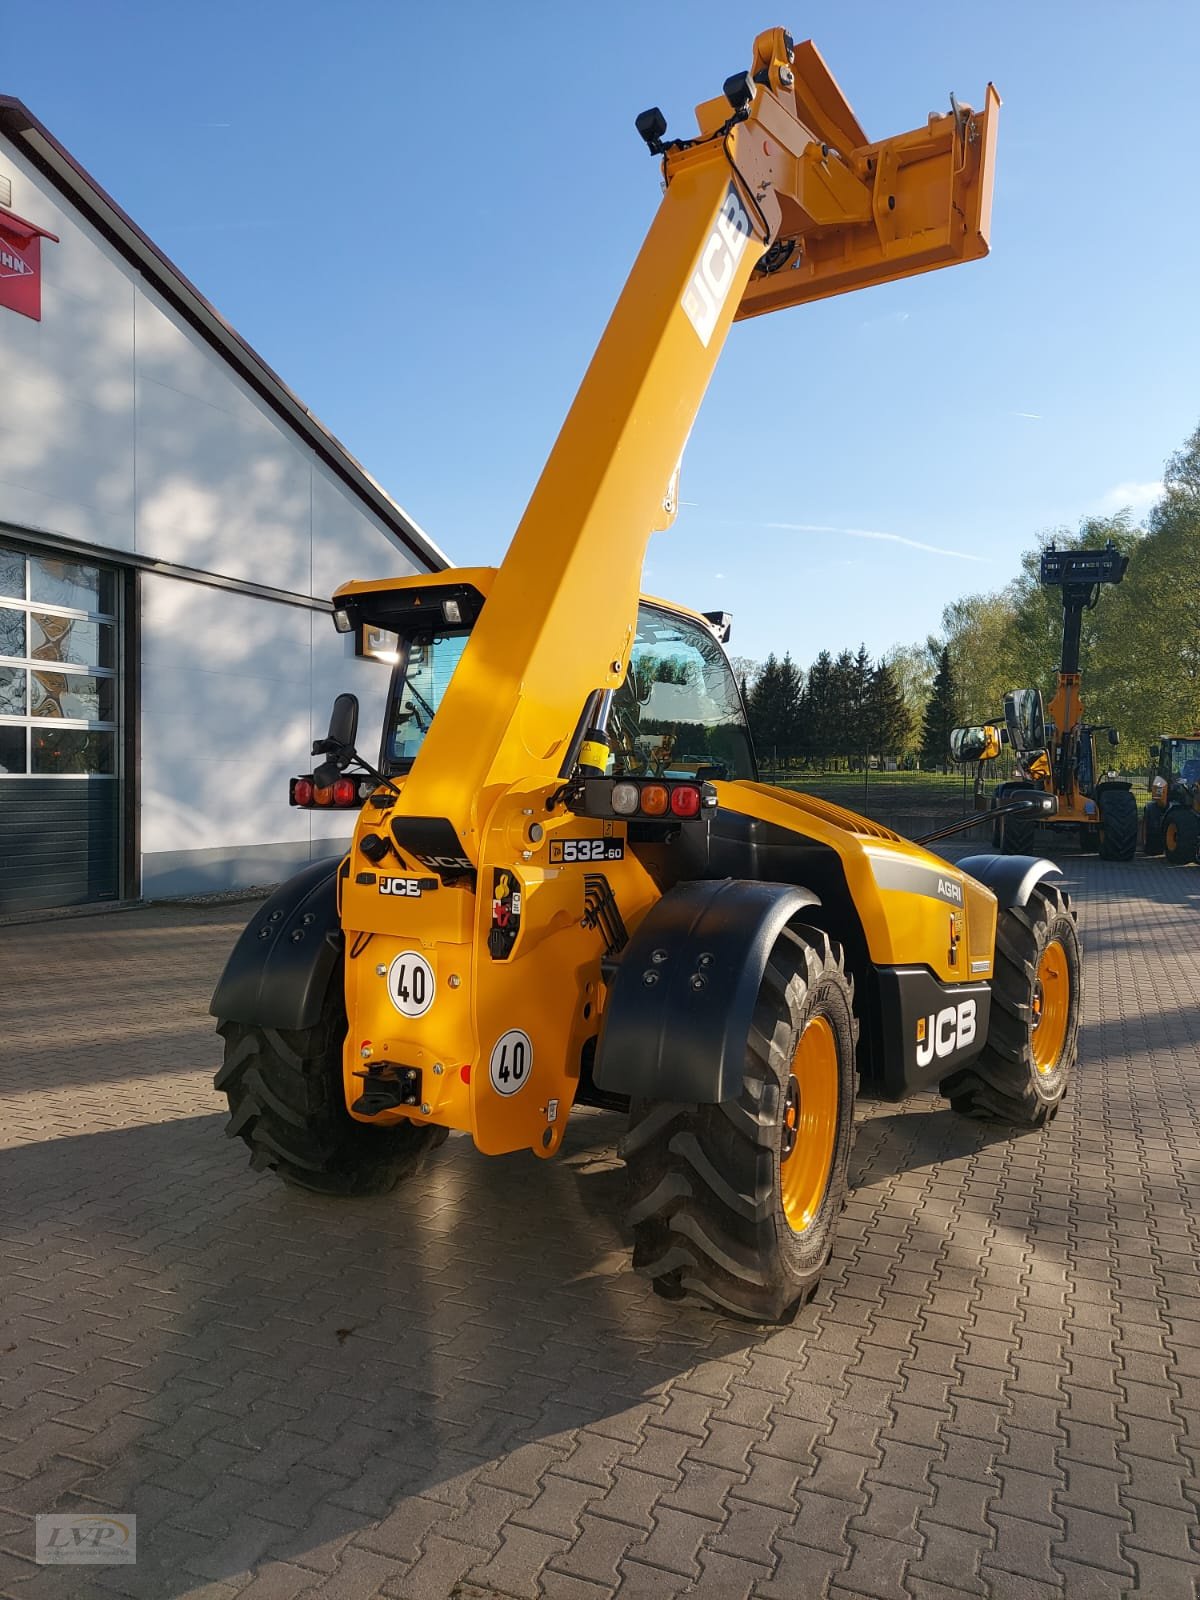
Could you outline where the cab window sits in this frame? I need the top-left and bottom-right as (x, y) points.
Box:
(382, 631), (469, 771)
(608, 604), (756, 781)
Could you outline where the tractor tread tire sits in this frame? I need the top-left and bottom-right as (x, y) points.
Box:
(215, 981), (446, 1196)
(940, 882), (1079, 1128)
(621, 924), (856, 1325)
(1143, 804), (1164, 857)
(1097, 787), (1137, 861)
(1163, 806), (1200, 867)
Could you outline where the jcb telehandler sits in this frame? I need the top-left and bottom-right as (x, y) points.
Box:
(1144, 735), (1200, 865)
(212, 30), (1082, 1323)
(988, 544), (1136, 860)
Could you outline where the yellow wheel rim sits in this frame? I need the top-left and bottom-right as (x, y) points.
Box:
(780, 1014), (839, 1234)
(1031, 939), (1070, 1075)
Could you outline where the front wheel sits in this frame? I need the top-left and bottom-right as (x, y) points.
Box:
(941, 881), (1080, 1127)
(1163, 806), (1200, 866)
(621, 925), (857, 1324)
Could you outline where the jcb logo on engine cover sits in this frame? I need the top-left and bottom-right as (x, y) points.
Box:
(915, 1000), (977, 1067)
(681, 184), (753, 347)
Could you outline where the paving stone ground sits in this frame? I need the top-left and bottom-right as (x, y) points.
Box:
(1, 857), (1199, 1600)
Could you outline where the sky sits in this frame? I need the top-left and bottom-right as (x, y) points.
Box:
(8, 1), (1199, 668)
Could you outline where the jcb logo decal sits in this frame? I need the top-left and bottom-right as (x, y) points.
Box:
(681, 184), (753, 347)
(915, 999), (977, 1067)
(378, 877), (423, 897)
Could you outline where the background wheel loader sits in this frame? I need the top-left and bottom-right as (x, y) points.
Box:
(212, 29), (1083, 1324)
(1144, 734), (1200, 865)
(983, 544), (1137, 860)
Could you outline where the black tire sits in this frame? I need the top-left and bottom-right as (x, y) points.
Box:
(620, 925), (857, 1324)
(998, 812), (1037, 855)
(941, 881), (1080, 1127)
(1097, 787), (1137, 861)
(214, 975), (446, 1195)
(1163, 806), (1200, 867)
(1143, 804), (1164, 857)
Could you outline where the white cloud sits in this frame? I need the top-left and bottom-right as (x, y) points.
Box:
(1012, 411), (1042, 420)
(765, 522), (988, 563)
(1094, 480), (1163, 517)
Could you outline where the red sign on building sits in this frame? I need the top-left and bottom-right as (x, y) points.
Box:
(0, 206), (59, 322)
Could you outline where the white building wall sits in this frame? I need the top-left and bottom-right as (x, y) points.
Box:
(0, 136), (424, 896)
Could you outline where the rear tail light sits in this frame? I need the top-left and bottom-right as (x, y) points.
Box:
(639, 784), (669, 816)
(670, 784), (701, 818)
(611, 782), (641, 816)
(291, 773), (372, 809)
(569, 777), (717, 822)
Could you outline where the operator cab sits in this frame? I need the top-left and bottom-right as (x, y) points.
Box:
(362, 587), (756, 785)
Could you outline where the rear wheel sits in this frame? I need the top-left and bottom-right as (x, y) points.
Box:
(1143, 804), (1164, 857)
(1163, 806), (1200, 866)
(1097, 787), (1137, 860)
(621, 925), (856, 1324)
(941, 882), (1080, 1127)
(215, 976), (446, 1194)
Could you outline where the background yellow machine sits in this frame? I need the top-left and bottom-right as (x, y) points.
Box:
(1144, 733), (1200, 864)
(984, 545), (1136, 859)
(212, 29), (1081, 1323)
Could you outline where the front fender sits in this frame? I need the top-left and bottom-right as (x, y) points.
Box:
(209, 856), (344, 1030)
(594, 878), (820, 1104)
(957, 853), (1061, 910)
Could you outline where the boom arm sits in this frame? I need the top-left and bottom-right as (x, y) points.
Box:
(396, 27), (1000, 853)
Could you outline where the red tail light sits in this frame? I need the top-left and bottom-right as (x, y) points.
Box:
(670, 784), (701, 818)
(332, 777), (358, 806)
(291, 777), (314, 807)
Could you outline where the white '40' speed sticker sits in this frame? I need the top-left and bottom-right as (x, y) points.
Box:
(387, 952), (435, 1018)
(489, 1029), (532, 1096)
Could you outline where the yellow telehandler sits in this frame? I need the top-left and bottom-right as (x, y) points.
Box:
(212, 29), (1081, 1322)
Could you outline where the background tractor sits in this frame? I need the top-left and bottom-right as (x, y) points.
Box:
(1144, 735), (1200, 864)
(211, 30), (1082, 1324)
(988, 544), (1136, 859)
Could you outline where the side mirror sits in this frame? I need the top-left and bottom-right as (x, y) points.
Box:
(1004, 687), (1046, 755)
(949, 724), (1001, 764)
(1149, 743), (1160, 761)
(327, 693), (359, 750)
(1108, 728), (1120, 748)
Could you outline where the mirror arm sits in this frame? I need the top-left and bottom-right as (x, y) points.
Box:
(913, 796), (1051, 847)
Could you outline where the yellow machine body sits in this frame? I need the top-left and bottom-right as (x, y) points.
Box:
(284, 31), (1003, 1158)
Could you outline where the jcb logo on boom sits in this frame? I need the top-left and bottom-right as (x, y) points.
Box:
(681, 184), (753, 347)
(915, 999), (977, 1067)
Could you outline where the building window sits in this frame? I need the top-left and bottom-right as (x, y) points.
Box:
(0, 545), (119, 777)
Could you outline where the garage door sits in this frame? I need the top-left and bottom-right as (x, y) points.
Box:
(0, 541), (124, 914)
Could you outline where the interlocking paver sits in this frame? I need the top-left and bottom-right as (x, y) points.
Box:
(2, 858), (1200, 1599)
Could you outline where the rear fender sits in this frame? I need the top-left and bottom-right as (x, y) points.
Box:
(956, 853), (1061, 911)
(593, 878), (820, 1104)
(209, 857), (344, 1030)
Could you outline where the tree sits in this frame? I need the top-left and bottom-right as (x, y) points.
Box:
(802, 650), (835, 763)
(748, 654), (804, 767)
(920, 647), (957, 770)
(867, 657), (911, 758)
(884, 643), (935, 753)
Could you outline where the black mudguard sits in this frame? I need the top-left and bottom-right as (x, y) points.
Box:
(957, 853), (1062, 910)
(593, 878), (820, 1105)
(209, 856), (344, 1030)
